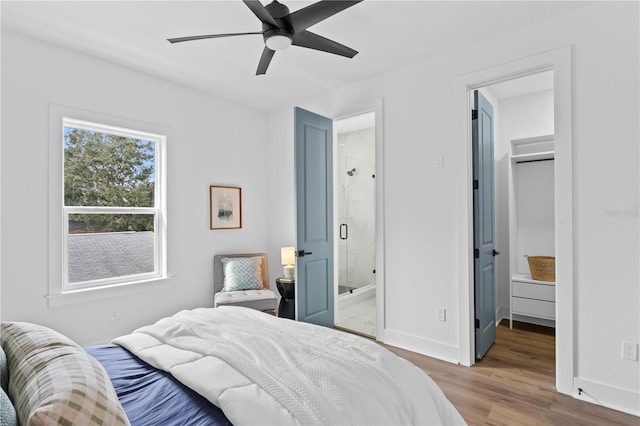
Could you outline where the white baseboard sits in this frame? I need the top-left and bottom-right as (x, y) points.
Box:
(573, 377), (640, 417)
(496, 305), (510, 324)
(383, 328), (459, 364)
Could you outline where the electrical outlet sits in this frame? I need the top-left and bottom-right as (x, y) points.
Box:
(622, 341), (638, 361)
(110, 308), (119, 322)
(434, 155), (443, 169)
(437, 308), (446, 322)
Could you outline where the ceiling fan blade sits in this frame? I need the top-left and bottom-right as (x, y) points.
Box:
(256, 46), (275, 75)
(292, 30), (358, 58)
(288, 0), (363, 33)
(243, 0), (279, 27)
(168, 32), (262, 44)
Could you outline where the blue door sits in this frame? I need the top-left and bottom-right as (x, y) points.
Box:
(294, 107), (334, 327)
(473, 90), (497, 359)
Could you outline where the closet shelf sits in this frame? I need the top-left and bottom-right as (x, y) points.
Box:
(512, 273), (555, 285)
(511, 151), (555, 163)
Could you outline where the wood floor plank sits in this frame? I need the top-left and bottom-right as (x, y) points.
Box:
(382, 320), (639, 425)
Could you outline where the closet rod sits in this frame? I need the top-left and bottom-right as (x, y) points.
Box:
(516, 158), (555, 164)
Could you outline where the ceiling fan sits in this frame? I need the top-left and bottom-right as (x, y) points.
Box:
(168, 0), (363, 75)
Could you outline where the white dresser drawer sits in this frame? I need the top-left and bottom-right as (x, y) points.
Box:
(512, 297), (555, 319)
(512, 281), (555, 302)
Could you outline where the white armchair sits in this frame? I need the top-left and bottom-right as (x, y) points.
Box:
(213, 253), (278, 313)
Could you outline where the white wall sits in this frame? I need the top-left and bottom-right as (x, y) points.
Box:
(0, 31), (270, 345)
(514, 161), (555, 273)
(267, 2), (639, 414)
(494, 90), (554, 320)
(265, 106), (297, 282)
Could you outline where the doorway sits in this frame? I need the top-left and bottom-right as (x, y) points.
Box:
(294, 99), (385, 338)
(474, 72), (557, 365)
(334, 112), (376, 337)
(456, 46), (573, 394)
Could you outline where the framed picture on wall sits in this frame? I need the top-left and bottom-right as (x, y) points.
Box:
(210, 185), (242, 230)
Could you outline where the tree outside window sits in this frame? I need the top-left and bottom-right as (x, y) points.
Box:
(64, 127), (155, 232)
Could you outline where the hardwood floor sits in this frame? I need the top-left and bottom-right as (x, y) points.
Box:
(383, 320), (639, 425)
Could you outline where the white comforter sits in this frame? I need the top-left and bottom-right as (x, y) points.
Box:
(113, 307), (465, 425)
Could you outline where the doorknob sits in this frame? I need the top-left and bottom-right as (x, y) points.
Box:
(297, 250), (313, 257)
(493, 250), (500, 256)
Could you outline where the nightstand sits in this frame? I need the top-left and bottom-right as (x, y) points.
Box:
(276, 277), (295, 320)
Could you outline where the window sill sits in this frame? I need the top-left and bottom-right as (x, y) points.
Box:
(46, 275), (174, 308)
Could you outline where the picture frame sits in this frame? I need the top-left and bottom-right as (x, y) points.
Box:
(210, 185), (242, 230)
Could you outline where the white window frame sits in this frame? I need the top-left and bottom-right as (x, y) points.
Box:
(48, 106), (169, 307)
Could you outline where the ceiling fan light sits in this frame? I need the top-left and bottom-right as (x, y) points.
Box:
(266, 35), (292, 51)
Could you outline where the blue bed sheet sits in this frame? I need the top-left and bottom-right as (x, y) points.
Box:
(85, 345), (232, 426)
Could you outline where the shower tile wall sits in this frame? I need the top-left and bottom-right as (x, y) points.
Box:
(337, 127), (375, 291)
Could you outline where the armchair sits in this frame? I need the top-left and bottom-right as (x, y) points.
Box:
(213, 253), (278, 313)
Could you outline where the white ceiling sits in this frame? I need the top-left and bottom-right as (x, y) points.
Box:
(1, 1), (590, 112)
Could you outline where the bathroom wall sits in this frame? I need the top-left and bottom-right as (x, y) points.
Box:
(336, 127), (376, 291)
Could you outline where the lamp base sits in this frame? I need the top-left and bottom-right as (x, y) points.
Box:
(283, 265), (295, 280)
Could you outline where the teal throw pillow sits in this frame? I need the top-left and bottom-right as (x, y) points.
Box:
(0, 346), (7, 392)
(221, 257), (264, 292)
(0, 387), (17, 426)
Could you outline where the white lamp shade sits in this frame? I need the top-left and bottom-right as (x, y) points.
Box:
(281, 247), (295, 266)
(281, 247), (296, 279)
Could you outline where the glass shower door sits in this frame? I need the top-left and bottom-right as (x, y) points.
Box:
(335, 120), (377, 338)
(338, 155), (375, 294)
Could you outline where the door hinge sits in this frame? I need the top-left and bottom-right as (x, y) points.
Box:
(473, 179), (479, 190)
(475, 318), (480, 329)
(471, 109), (478, 120)
(474, 248), (479, 259)
(373, 269), (376, 274)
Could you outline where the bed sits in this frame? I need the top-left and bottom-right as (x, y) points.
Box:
(1, 308), (465, 425)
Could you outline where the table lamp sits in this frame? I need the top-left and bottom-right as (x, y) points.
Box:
(281, 247), (295, 280)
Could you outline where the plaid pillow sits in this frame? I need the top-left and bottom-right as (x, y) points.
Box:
(1, 321), (129, 426)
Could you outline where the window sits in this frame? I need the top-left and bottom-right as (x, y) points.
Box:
(58, 117), (166, 293)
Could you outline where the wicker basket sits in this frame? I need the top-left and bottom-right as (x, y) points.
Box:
(524, 255), (555, 282)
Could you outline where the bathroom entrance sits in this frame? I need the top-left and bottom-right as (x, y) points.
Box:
(334, 111), (376, 338)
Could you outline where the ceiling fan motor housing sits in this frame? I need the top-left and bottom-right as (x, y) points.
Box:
(265, 0), (290, 19)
